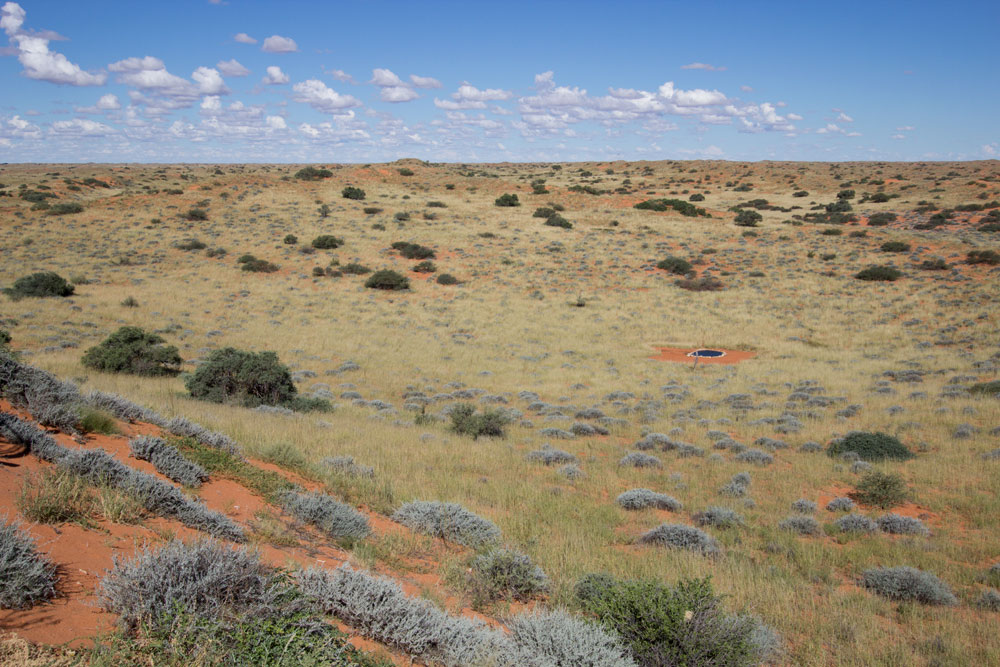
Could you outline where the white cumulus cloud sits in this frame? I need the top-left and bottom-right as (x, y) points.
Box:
(216, 59), (250, 77)
(262, 65), (289, 85)
(2, 2), (106, 85)
(261, 35), (297, 53)
(234, 32), (256, 44)
(410, 74), (441, 89)
(292, 79), (361, 113)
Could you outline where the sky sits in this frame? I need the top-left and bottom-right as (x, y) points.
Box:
(1, 0), (998, 164)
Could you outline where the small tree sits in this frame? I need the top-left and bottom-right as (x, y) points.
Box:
(364, 270), (410, 290)
(4, 272), (74, 300)
(185, 347), (299, 408)
(734, 210), (762, 227)
(82, 326), (181, 376)
(311, 235), (344, 249)
(294, 167), (332, 181)
(318, 204), (331, 218)
(495, 193), (520, 207)
(341, 186), (366, 200)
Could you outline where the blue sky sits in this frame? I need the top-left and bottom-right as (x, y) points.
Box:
(1, 0), (997, 163)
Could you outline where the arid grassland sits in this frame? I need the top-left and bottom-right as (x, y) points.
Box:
(2, 159), (1000, 665)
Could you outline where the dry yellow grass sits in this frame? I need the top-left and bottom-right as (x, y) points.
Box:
(2, 158), (1000, 664)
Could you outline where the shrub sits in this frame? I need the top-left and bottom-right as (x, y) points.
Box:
(294, 166), (332, 181)
(855, 265), (902, 281)
(4, 271), (74, 300)
(525, 445), (576, 466)
(779, 515), (820, 535)
(619, 452), (662, 468)
(436, 273), (459, 285)
(0, 515), (58, 609)
(363, 206), (382, 215)
(364, 269), (410, 290)
(734, 449), (773, 465)
(966, 249), (1000, 265)
(693, 506), (744, 528)
(719, 472), (751, 497)
(468, 548), (549, 604)
(675, 276), (724, 292)
(827, 431), (913, 462)
(397, 167), (414, 176)
(689, 193), (705, 201)
(175, 238), (207, 251)
(834, 513), (878, 533)
(860, 566), (957, 605)
(495, 193), (520, 207)
(544, 214), (573, 229)
(77, 407), (119, 435)
(656, 256), (692, 275)
(634, 199), (708, 217)
(791, 499), (817, 514)
(734, 209), (762, 227)
(977, 589), (1000, 612)
(533, 207), (555, 218)
(341, 186), (365, 200)
(185, 347), (298, 409)
(575, 574), (778, 667)
(81, 326), (182, 376)
(16, 467), (94, 525)
(341, 262), (372, 275)
(311, 235), (345, 249)
(240, 257), (279, 273)
(638, 523), (719, 555)
(280, 490), (371, 543)
(412, 260), (436, 273)
(392, 501), (500, 548)
(184, 208), (208, 221)
(616, 488), (682, 511)
(282, 233), (297, 244)
(391, 241), (435, 259)
(47, 202), (84, 215)
(867, 212), (897, 226)
(449, 403), (507, 439)
(970, 380), (1000, 396)
(880, 241), (911, 252)
(876, 513), (928, 536)
(129, 436), (208, 487)
(826, 497), (856, 512)
(852, 471), (909, 509)
(920, 258), (949, 270)
(507, 608), (636, 667)
(0, 354), (83, 432)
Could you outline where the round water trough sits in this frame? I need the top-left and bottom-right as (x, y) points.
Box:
(687, 349), (726, 358)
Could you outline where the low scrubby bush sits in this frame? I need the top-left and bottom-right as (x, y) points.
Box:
(970, 380), (1000, 396)
(617, 488), (682, 511)
(852, 471), (909, 509)
(880, 241), (910, 252)
(449, 403), (507, 439)
(81, 326), (181, 376)
(876, 513), (928, 536)
(860, 566), (957, 605)
(966, 249), (1000, 265)
(412, 260), (436, 273)
(391, 241), (435, 259)
(693, 506), (744, 528)
(734, 449), (774, 465)
(855, 265), (902, 281)
(827, 431), (913, 462)
(675, 276), (724, 292)
(392, 501), (500, 548)
(507, 608), (636, 667)
(185, 347), (300, 409)
(364, 269), (410, 290)
(834, 513), (878, 533)
(734, 209), (762, 227)
(341, 186), (365, 200)
(525, 445), (576, 465)
(619, 452), (662, 468)
(280, 490), (371, 543)
(656, 256), (692, 275)
(575, 574), (779, 667)
(4, 272), (74, 300)
(638, 523), (719, 555)
(436, 273), (460, 285)
(311, 235), (344, 249)
(468, 548), (549, 604)
(129, 436), (208, 487)
(0, 515), (58, 609)
(494, 193), (520, 207)
(826, 497), (855, 512)
(294, 166), (332, 181)
(779, 515), (820, 535)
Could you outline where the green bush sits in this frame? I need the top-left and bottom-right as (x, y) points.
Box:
(77, 407), (119, 435)
(364, 270), (410, 291)
(239, 257), (279, 273)
(855, 265), (902, 281)
(828, 431), (914, 462)
(734, 209), (762, 227)
(575, 574), (778, 666)
(397, 167), (414, 176)
(468, 548), (548, 605)
(656, 256), (692, 275)
(880, 241), (910, 252)
(47, 202), (84, 215)
(341, 262), (372, 275)
(867, 212), (897, 227)
(544, 215), (572, 229)
(175, 238), (207, 251)
(449, 403), (507, 439)
(82, 326), (182, 376)
(533, 207), (555, 219)
(4, 272), (74, 300)
(363, 207), (383, 215)
(494, 193), (520, 207)
(312, 235), (345, 249)
(294, 166), (332, 181)
(689, 193), (705, 202)
(966, 249), (1000, 265)
(283, 234), (298, 244)
(634, 198), (708, 217)
(341, 186), (366, 200)
(436, 273), (459, 285)
(412, 260), (436, 273)
(184, 208), (208, 221)
(852, 471), (909, 509)
(185, 348), (313, 409)
(676, 276), (724, 292)
(391, 241), (435, 259)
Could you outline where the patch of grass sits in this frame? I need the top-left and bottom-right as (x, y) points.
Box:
(174, 437), (296, 502)
(17, 468), (96, 527)
(77, 407), (119, 435)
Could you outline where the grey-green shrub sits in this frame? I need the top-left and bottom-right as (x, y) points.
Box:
(826, 497), (855, 512)
(0, 515), (58, 609)
(834, 513), (878, 533)
(693, 506), (744, 528)
(638, 523), (720, 555)
(392, 500), (500, 548)
(469, 548), (549, 602)
(525, 444), (576, 465)
(779, 515), (820, 535)
(617, 488), (682, 511)
(129, 435), (208, 487)
(860, 566), (957, 605)
(507, 608), (636, 667)
(876, 513), (929, 536)
(280, 490), (371, 542)
(619, 452), (662, 468)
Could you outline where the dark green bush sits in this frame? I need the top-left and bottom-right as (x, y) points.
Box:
(341, 186), (366, 200)
(970, 380), (1000, 396)
(544, 215), (572, 229)
(185, 348), (324, 410)
(240, 257), (279, 273)
(175, 238), (207, 251)
(294, 166), (332, 181)
(391, 241), (435, 259)
(449, 403), (507, 439)
(676, 276), (724, 292)
(855, 265), (902, 281)
(966, 249), (1000, 265)
(792, 190), (809, 197)
(494, 193), (520, 207)
(4, 272), (74, 300)
(689, 193), (705, 202)
(867, 212), (897, 227)
(184, 208), (208, 221)
(634, 198), (708, 217)
(47, 202), (84, 215)
(575, 574), (777, 667)
(364, 270), (410, 291)
(468, 548), (548, 605)
(362, 207), (382, 215)
(283, 234), (298, 244)
(82, 326), (181, 376)
(311, 235), (345, 249)
(852, 471), (909, 509)
(436, 273), (459, 285)
(920, 258), (949, 270)
(412, 260), (436, 273)
(734, 210), (762, 227)
(341, 262), (372, 275)
(656, 256), (692, 275)
(880, 241), (910, 252)
(828, 431), (913, 462)
(533, 207), (555, 219)
(397, 167), (414, 176)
